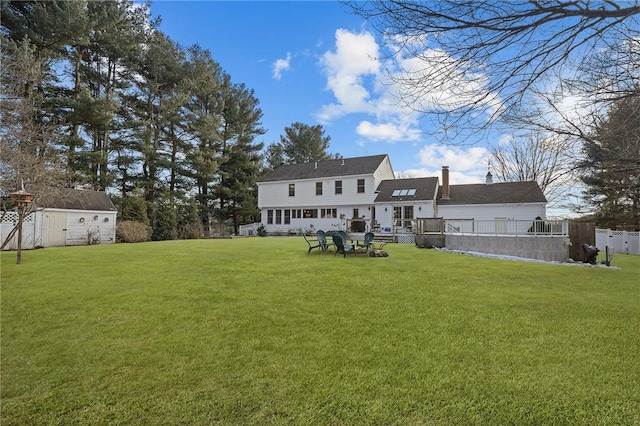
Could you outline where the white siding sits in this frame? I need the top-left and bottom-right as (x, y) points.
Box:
(258, 172), (382, 233)
(374, 200), (436, 231)
(57, 209), (117, 245)
(373, 156), (395, 186)
(258, 175), (377, 209)
(437, 203), (546, 221)
(256, 155), (548, 235)
(1, 209), (116, 249)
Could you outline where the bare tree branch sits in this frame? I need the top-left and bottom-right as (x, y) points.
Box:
(348, 1), (640, 139)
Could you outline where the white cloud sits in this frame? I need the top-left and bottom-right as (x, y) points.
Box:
(317, 28), (501, 145)
(272, 52), (292, 80)
(356, 120), (421, 142)
(318, 29), (381, 118)
(410, 144), (490, 184)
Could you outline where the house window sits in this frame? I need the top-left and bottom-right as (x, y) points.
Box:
(284, 209), (291, 225)
(335, 180), (342, 195)
(393, 206), (414, 229)
(303, 209), (318, 218)
(267, 209), (273, 224)
(316, 182), (323, 196)
(289, 183), (295, 197)
(357, 179), (365, 193)
(393, 206), (402, 226)
(292, 209), (302, 219)
(321, 208), (337, 218)
(404, 206), (414, 228)
(275, 209), (282, 224)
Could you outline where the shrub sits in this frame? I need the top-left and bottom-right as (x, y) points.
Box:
(177, 201), (203, 239)
(85, 228), (101, 245)
(257, 224), (266, 237)
(178, 221), (204, 239)
(121, 196), (150, 225)
(116, 220), (152, 243)
(151, 201), (177, 241)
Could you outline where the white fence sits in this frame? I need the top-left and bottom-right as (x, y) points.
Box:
(238, 222), (261, 236)
(1, 212), (38, 249)
(443, 219), (569, 237)
(596, 229), (640, 255)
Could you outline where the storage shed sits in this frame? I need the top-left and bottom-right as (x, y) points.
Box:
(1, 188), (117, 249)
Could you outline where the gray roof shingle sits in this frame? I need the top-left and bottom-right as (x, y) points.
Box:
(374, 177), (439, 202)
(259, 154), (389, 182)
(35, 188), (116, 211)
(437, 181), (547, 205)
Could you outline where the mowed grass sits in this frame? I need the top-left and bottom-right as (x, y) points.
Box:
(1, 238), (639, 425)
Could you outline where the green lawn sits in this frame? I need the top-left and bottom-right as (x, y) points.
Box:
(1, 238), (639, 425)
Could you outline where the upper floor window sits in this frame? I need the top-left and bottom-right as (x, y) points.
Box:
(289, 183), (295, 197)
(357, 179), (365, 193)
(335, 180), (342, 195)
(316, 182), (323, 196)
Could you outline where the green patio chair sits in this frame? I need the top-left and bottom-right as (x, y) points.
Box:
(303, 234), (323, 254)
(332, 233), (355, 258)
(316, 230), (334, 252)
(357, 232), (375, 251)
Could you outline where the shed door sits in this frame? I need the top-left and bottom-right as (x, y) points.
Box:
(44, 212), (67, 247)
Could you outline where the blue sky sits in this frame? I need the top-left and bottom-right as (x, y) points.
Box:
(149, 1), (497, 184)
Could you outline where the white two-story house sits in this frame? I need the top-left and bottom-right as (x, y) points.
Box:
(257, 155), (547, 234)
(257, 155), (394, 233)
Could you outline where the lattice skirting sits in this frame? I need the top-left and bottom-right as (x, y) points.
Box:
(396, 233), (415, 244)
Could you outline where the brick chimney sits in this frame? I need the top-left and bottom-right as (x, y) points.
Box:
(442, 166), (450, 199)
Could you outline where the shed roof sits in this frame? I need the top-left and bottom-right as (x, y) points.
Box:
(35, 188), (116, 211)
(259, 154), (389, 182)
(437, 181), (547, 205)
(374, 177), (439, 202)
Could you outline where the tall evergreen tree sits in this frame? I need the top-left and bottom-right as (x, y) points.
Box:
(72, 0), (149, 190)
(123, 27), (185, 229)
(263, 143), (285, 172)
(580, 92), (640, 229)
(215, 81), (265, 234)
(2, 0), (270, 240)
(276, 122), (339, 164)
(182, 45), (225, 237)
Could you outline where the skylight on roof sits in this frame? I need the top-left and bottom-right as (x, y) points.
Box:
(391, 188), (416, 197)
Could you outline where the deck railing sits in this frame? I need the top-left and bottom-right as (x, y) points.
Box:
(448, 219), (568, 236)
(415, 218), (569, 237)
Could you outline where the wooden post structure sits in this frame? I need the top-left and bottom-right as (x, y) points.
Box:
(10, 187), (33, 265)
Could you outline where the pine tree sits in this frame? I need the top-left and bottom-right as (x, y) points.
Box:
(580, 92), (640, 229)
(182, 45), (225, 237)
(276, 122), (339, 164)
(215, 81), (265, 234)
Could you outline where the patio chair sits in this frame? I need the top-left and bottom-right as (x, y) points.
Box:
(303, 234), (323, 254)
(332, 233), (355, 258)
(357, 232), (375, 251)
(316, 230), (334, 252)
